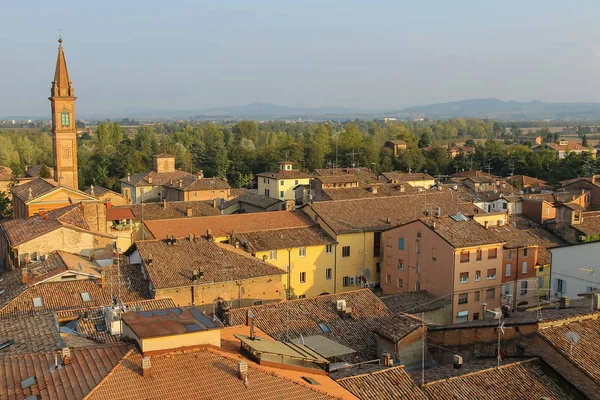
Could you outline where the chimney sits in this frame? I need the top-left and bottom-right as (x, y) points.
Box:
(28, 187), (33, 200)
(484, 221), (489, 229)
(178, 180), (183, 188)
(382, 353), (392, 366)
(582, 188), (586, 195)
(198, 170), (204, 178)
(162, 199), (167, 209)
(186, 206), (193, 217)
(235, 241), (240, 249)
(212, 199), (217, 208)
(21, 268), (28, 285)
(62, 347), (71, 366)
(148, 176), (153, 184)
(386, 217), (391, 224)
(90, 185), (95, 196)
(238, 361), (248, 383)
(262, 255), (268, 262)
(189, 233), (195, 241)
(38, 210), (45, 217)
(44, 214), (49, 220)
(127, 173), (131, 182)
(248, 311), (255, 339)
(142, 357), (151, 378)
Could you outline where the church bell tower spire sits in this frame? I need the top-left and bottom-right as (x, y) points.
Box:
(49, 37), (78, 189)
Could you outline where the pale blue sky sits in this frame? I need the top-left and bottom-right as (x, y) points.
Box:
(2, 0), (600, 116)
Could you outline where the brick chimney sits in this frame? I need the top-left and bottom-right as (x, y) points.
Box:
(162, 199), (167, 209)
(62, 347), (71, 366)
(21, 267), (28, 284)
(101, 269), (105, 289)
(142, 357), (151, 378)
(147, 176), (153, 185)
(238, 361), (248, 383)
(186, 206), (193, 217)
(484, 221), (489, 229)
(127, 173), (131, 182)
(197, 170), (204, 178)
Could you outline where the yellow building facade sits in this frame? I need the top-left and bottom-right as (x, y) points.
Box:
(257, 161), (312, 201)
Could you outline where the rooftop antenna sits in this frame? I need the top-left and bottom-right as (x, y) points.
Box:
(345, 149), (362, 168)
(485, 164), (492, 175)
(565, 331), (581, 358)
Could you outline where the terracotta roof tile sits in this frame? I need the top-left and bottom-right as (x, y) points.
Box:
(419, 217), (502, 248)
(257, 169), (313, 180)
(573, 212), (600, 237)
(222, 191), (284, 210)
(381, 172), (434, 183)
(422, 358), (579, 400)
(315, 175), (361, 184)
(374, 314), (423, 342)
(236, 226), (334, 252)
(22, 164), (54, 179)
(0, 264), (149, 317)
(143, 210), (313, 239)
(538, 316), (600, 384)
(227, 289), (393, 362)
(309, 192), (480, 234)
(127, 200), (220, 220)
(121, 169), (193, 187)
(320, 182), (424, 201)
(382, 291), (451, 315)
(85, 185), (123, 197)
(86, 347), (336, 400)
(10, 177), (58, 202)
(314, 167), (377, 181)
(165, 175), (231, 191)
(337, 365), (427, 400)
(0, 313), (61, 356)
(131, 238), (286, 290)
(0, 343), (130, 400)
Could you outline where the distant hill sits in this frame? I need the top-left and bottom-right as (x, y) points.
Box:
(391, 98), (600, 121)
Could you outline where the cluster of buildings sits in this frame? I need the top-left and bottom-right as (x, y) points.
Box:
(2, 39), (600, 400)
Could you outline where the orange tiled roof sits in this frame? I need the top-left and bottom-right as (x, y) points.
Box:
(121, 169), (193, 187)
(165, 175), (231, 191)
(257, 169), (313, 180)
(0, 343), (129, 400)
(128, 200), (220, 220)
(538, 315), (600, 384)
(381, 172), (434, 183)
(130, 237), (286, 290)
(422, 358), (578, 400)
(0, 203), (97, 246)
(309, 192), (480, 235)
(227, 289), (393, 362)
(0, 313), (61, 356)
(222, 191), (283, 210)
(236, 226), (334, 252)
(382, 291), (450, 315)
(10, 177), (58, 202)
(337, 365), (427, 400)
(86, 346), (337, 400)
(143, 210), (313, 239)
(0, 264), (150, 317)
(314, 167), (377, 181)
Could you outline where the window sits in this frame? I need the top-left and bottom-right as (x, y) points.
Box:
(476, 249), (482, 261)
(300, 272), (306, 283)
(342, 246), (350, 257)
(376, 262), (381, 273)
(545, 208), (550, 215)
(81, 292), (91, 302)
(504, 283), (511, 295)
(270, 250), (277, 260)
(317, 322), (330, 333)
(326, 244), (333, 254)
(415, 282), (421, 291)
(264, 189), (268, 196)
(459, 272), (469, 283)
(398, 238), (405, 250)
(486, 288), (495, 299)
(474, 291), (480, 302)
(416, 243), (421, 254)
(280, 191), (284, 198)
(299, 247), (306, 257)
(32, 297), (43, 308)
(502, 202), (508, 210)
(326, 268), (332, 280)
(417, 263), (421, 274)
(280, 181), (284, 186)
(487, 268), (496, 280)
(263, 178), (266, 183)
(555, 278), (566, 294)
(538, 265), (544, 272)
(522, 261), (528, 274)
(397, 278), (403, 288)
(475, 270), (481, 281)
(343, 276), (355, 287)
(398, 260), (404, 270)
(373, 232), (381, 257)
(538, 277), (544, 287)
(586, 286), (598, 292)
(432, 247), (437, 260)
(253, 300), (263, 306)
(523, 248), (528, 257)
(460, 251), (470, 263)
(459, 293), (468, 304)
(506, 264), (511, 277)
(295, 180), (299, 185)
(473, 312), (480, 320)
(417, 232), (422, 238)
(507, 250), (512, 260)
(488, 248), (498, 259)
(61, 274), (77, 280)
(61, 111), (70, 126)
(298, 295), (306, 299)
(521, 281), (528, 295)
(385, 274), (391, 285)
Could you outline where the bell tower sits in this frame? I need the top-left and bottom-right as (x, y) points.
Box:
(49, 37), (78, 189)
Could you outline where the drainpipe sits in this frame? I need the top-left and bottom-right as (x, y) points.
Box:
(287, 248), (292, 299)
(334, 242), (339, 293)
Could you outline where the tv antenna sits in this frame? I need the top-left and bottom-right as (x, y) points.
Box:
(345, 149), (362, 168)
(565, 331), (581, 358)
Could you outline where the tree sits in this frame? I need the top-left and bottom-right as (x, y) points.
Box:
(492, 121), (503, 139)
(464, 139), (476, 147)
(39, 165), (52, 179)
(418, 132), (431, 148)
(553, 132), (561, 143)
(582, 134), (588, 147)
(0, 191), (12, 219)
(509, 123), (522, 138)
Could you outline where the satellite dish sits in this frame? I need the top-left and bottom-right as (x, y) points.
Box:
(565, 331), (581, 344)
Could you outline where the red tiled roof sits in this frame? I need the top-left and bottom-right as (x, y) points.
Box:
(0, 313), (61, 356)
(227, 289), (393, 362)
(165, 175), (231, 191)
(143, 210), (313, 239)
(86, 347), (337, 400)
(382, 172), (434, 183)
(337, 366), (427, 400)
(121, 169), (193, 187)
(106, 207), (135, 221)
(257, 169), (313, 180)
(128, 200), (220, 220)
(130, 238), (286, 289)
(314, 167), (377, 181)
(10, 177), (58, 202)
(422, 358), (578, 400)
(236, 226), (334, 252)
(0, 343), (130, 400)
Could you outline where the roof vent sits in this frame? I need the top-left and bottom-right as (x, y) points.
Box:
(238, 361), (249, 385)
(21, 376), (37, 390)
(336, 299), (347, 312)
(62, 347), (71, 365)
(142, 357), (151, 378)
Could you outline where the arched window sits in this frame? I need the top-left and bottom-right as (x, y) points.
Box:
(61, 110), (70, 126)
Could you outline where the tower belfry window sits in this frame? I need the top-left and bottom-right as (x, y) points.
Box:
(61, 110), (70, 127)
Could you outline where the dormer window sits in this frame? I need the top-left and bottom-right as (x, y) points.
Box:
(61, 110), (70, 126)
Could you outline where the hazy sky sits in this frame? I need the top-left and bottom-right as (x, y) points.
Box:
(3, 0), (600, 117)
